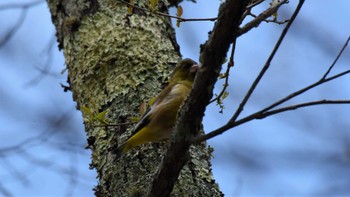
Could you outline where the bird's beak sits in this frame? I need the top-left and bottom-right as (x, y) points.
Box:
(190, 64), (200, 73)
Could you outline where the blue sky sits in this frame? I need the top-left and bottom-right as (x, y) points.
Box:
(1, 0), (350, 196)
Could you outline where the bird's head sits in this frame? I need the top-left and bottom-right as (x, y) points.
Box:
(170, 58), (200, 83)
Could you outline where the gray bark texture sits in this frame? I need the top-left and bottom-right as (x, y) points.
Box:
(47, 0), (223, 196)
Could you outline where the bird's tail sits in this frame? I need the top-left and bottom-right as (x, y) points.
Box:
(111, 128), (152, 160)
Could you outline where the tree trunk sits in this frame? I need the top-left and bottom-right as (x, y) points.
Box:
(47, 0), (222, 196)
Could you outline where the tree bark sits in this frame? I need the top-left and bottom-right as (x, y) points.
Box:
(47, 0), (222, 196)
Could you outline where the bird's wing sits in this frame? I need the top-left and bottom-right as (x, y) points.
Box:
(130, 84), (174, 135)
(130, 82), (190, 136)
(131, 108), (151, 135)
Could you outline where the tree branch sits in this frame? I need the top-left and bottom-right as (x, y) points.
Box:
(117, 0), (217, 22)
(209, 38), (237, 106)
(260, 100), (350, 118)
(231, 0), (304, 123)
(322, 35), (350, 80)
(260, 69), (350, 114)
(0, 0), (42, 48)
(147, 0), (248, 196)
(0, 9), (27, 48)
(238, 0), (289, 36)
(194, 67), (350, 143)
(0, 0), (43, 10)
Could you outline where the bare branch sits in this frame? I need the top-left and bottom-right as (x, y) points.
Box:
(194, 67), (350, 144)
(240, 0), (265, 23)
(148, 0), (248, 196)
(23, 34), (59, 88)
(264, 18), (289, 24)
(0, 110), (73, 156)
(260, 69), (350, 114)
(231, 0), (304, 123)
(322, 36), (350, 80)
(209, 38), (237, 106)
(0, 157), (30, 186)
(260, 35), (350, 113)
(194, 97), (350, 144)
(0, 10), (27, 48)
(117, 0), (217, 22)
(0, 0), (43, 10)
(194, 66), (350, 144)
(247, 0), (265, 9)
(238, 0), (289, 37)
(261, 100), (350, 118)
(0, 0), (44, 48)
(92, 121), (135, 127)
(0, 183), (12, 197)
(193, 0), (307, 143)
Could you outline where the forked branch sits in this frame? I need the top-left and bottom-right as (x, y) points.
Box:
(192, 0), (350, 143)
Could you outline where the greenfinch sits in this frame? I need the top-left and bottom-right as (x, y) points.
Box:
(114, 58), (199, 158)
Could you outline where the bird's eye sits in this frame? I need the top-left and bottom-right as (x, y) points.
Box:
(185, 63), (192, 68)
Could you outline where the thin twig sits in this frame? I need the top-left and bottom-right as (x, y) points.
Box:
(118, 0), (217, 22)
(209, 39), (236, 104)
(193, 63), (350, 144)
(247, 0), (265, 9)
(246, 12), (289, 25)
(261, 100), (350, 117)
(194, 97), (350, 144)
(260, 69), (350, 113)
(93, 122), (136, 127)
(231, 0), (303, 123)
(0, 0), (43, 10)
(0, 9), (27, 47)
(322, 36), (350, 80)
(240, 0), (265, 24)
(238, 0), (289, 36)
(0, 0), (44, 48)
(193, 0), (305, 144)
(24, 33), (59, 88)
(260, 35), (350, 113)
(264, 18), (289, 24)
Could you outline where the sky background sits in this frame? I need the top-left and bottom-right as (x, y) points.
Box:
(1, 0), (350, 196)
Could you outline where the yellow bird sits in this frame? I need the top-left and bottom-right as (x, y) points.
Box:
(115, 58), (199, 158)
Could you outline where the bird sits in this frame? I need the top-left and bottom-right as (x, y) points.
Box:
(114, 58), (199, 159)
